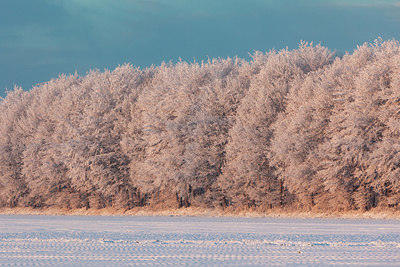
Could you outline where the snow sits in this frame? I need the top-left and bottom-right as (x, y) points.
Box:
(1, 215), (400, 266)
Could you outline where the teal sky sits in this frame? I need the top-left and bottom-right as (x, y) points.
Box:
(1, 0), (400, 96)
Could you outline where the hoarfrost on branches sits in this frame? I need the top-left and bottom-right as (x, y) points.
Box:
(1, 40), (400, 212)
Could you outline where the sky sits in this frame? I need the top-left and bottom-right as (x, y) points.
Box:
(1, 0), (400, 97)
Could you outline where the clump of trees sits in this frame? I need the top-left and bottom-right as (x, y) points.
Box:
(1, 39), (400, 212)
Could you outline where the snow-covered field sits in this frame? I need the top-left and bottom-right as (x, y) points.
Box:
(0, 215), (400, 266)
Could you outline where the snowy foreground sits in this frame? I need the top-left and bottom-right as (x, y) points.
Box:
(1, 215), (400, 266)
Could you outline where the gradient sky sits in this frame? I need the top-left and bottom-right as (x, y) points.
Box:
(1, 0), (400, 97)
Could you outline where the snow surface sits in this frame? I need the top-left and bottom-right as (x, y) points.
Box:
(0, 215), (400, 266)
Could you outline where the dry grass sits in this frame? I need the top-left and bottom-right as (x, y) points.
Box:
(1, 207), (400, 219)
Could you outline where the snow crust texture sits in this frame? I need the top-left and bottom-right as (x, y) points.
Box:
(1, 215), (400, 266)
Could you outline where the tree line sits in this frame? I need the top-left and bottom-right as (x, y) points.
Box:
(1, 39), (400, 212)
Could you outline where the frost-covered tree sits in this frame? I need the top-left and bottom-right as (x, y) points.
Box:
(131, 58), (251, 207)
(219, 43), (333, 209)
(179, 58), (252, 207)
(272, 39), (400, 211)
(316, 40), (400, 210)
(0, 88), (30, 207)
